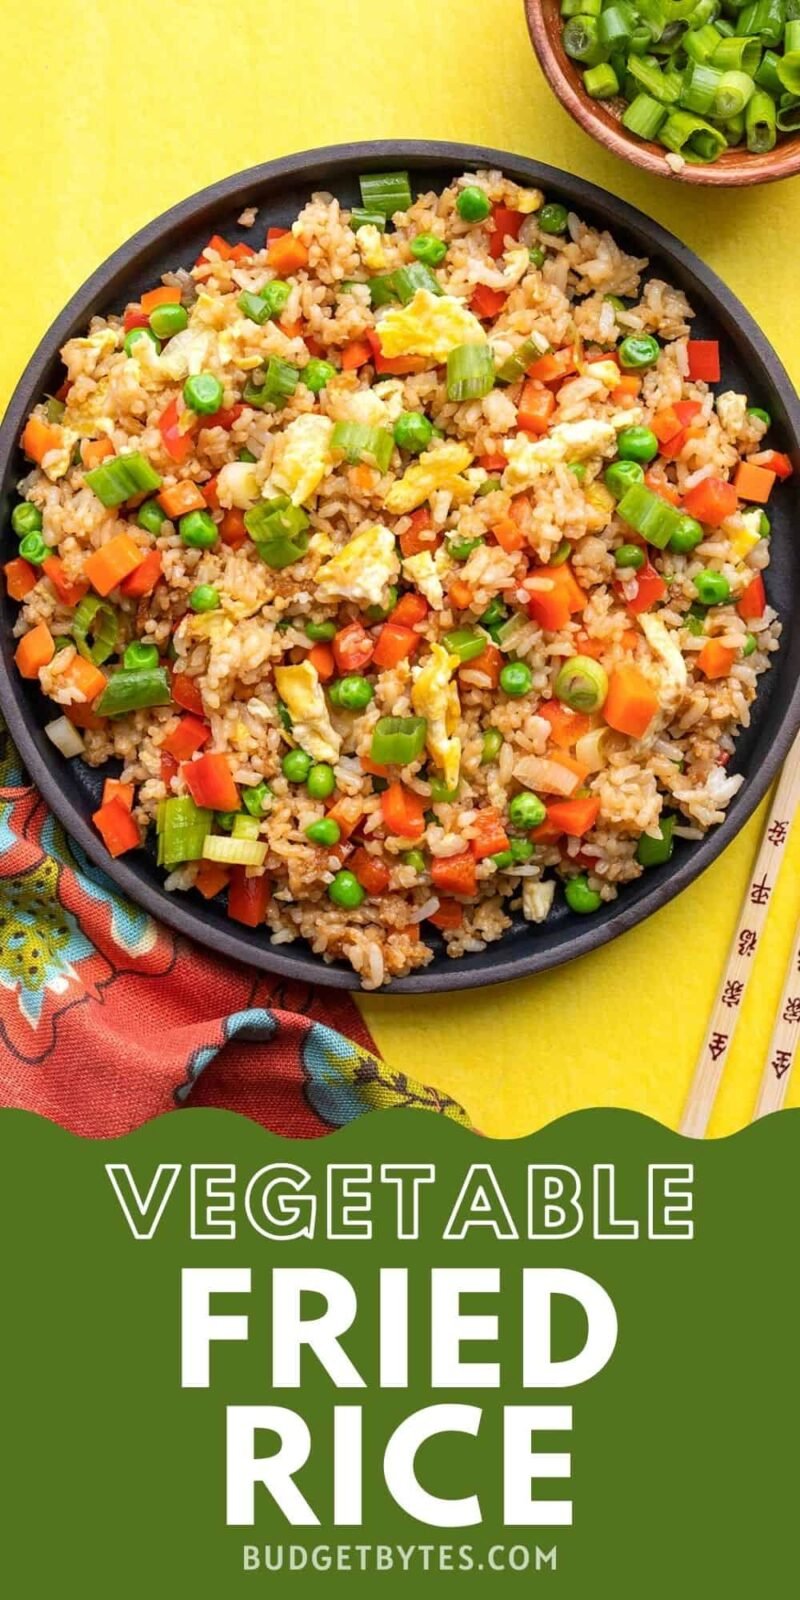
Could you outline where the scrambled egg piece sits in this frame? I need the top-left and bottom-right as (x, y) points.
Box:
(153, 327), (213, 382)
(62, 327), (118, 378)
(411, 642), (461, 790)
(316, 524), (400, 608)
(468, 246), (530, 293)
(639, 614), (687, 718)
(579, 357), (620, 390)
(377, 290), (486, 363)
(327, 380), (392, 429)
(725, 509), (763, 560)
(271, 414), (334, 505)
(216, 461), (259, 510)
(402, 548), (451, 610)
(40, 427), (80, 482)
(274, 662), (341, 765)
(502, 419), (618, 492)
(384, 441), (474, 514)
(355, 223), (386, 271)
(509, 185), (543, 214)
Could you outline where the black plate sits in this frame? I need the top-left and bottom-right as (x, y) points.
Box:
(1, 141), (799, 993)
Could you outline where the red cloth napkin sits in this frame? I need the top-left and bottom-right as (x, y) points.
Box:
(0, 718), (469, 1136)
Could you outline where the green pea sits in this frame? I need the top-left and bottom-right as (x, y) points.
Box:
(306, 763), (335, 800)
(477, 475), (503, 498)
(402, 848), (427, 873)
(481, 728), (504, 765)
(448, 535), (484, 562)
(480, 597), (508, 629)
(509, 791), (547, 830)
(618, 334), (660, 371)
(306, 817), (341, 847)
(668, 515), (704, 554)
(260, 279), (292, 317)
(179, 510), (218, 549)
(137, 498), (167, 534)
(394, 411), (433, 454)
(330, 675), (374, 711)
(529, 246), (546, 267)
(148, 302), (188, 338)
(328, 869), (365, 908)
(747, 407), (771, 427)
(183, 373), (224, 415)
(617, 426), (659, 463)
(635, 814), (675, 868)
(564, 873), (602, 914)
(742, 633), (758, 657)
(12, 501), (43, 537)
(18, 531), (47, 565)
(242, 781), (272, 817)
(238, 448), (258, 463)
(304, 358), (337, 394)
(615, 544), (645, 570)
(305, 619), (337, 641)
(554, 655), (608, 713)
(754, 510), (770, 538)
(500, 660), (533, 697)
(550, 539), (572, 565)
(282, 749), (312, 783)
(604, 460), (645, 499)
(429, 777), (460, 803)
(124, 326), (161, 358)
(694, 571), (731, 606)
(538, 202), (569, 235)
(510, 836), (535, 862)
(215, 810), (240, 832)
(365, 586), (398, 622)
(457, 185), (491, 222)
(492, 850), (514, 870)
(123, 641), (159, 670)
(411, 234), (447, 267)
(188, 584), (220, 613)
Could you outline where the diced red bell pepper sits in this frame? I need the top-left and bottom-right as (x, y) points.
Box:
(171, 672), (205, 716)
(489, 205), (525, 260)
(392, 592), (428, 627)
(350, 846), (391, 896)
(381, 782), (426, 839)
(161, 715), (211, 762)
(372, 622), (420, 669)
(227, 866), (271, 927)
(426, 898), (464, 930)
(431, 852), (477, 897)
(123, 309), (151, 332)
(333, 622), (375, 674)
(686, 340), (720, 383)
(202, 404), (243, 431)
(737, 573), (766, 621)
(748, 449), (793, 480)
(197, 234), (233, 264)
(181, 752), (239, 812)
(158, 397), (195, 464)
(682, 476), (738, 528)
(469, 808), (510, 861)
(41, 555), (88, 607)
(399, 507), (440, 559)
(120, 548), (162, 599)
(92, 797), (141, 857)
(161, 751), (179, 785)
(619, 560), (667, 615)
(539, 700), (592, 749)
(365, 329), (427, 377)
(229, 242), (256, 262)
(471, 283), (507, 319)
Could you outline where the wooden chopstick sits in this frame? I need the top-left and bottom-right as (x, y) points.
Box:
(752, 907), (800, 1119)
(680, 731), (800, 1139)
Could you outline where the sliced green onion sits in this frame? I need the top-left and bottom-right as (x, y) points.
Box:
(358, 171), (413, 216)
(659, 107), (726, 158)
(370, 716), (427, 765)
(96, 665), (172, 718)
(628, 54), (683, 101)
(777, 22), (800, 92)
(755, 47), (785, 92)
(563, 14), (606, 66)
(684, 23), (724, 64)
(442, 628), (488, 664)
(156, 796), (212, 868)
(746, 86), (778, 149)
(622, 92), (669, 137)
(350, 208), (387, 232)
(495, 336), (544, 384)
(231, 813), (260, 840)
(584, 61), (621, 97)
(73, 595), (119, 666)
(680, 61), (724, 115)
(244, 497), (310, 569)
(777, 92), (800, 126)
(714, 69), (756, 117)
(237, 290), (272, 325)
(738, 0), (786, 49)
(202, 834), (268, 867)
(598, 3), (637, 49)
(330, 421), (394, 472)
(446, 343), (495, 401)
(617, 482), (682, 548)
(713, 34), (763, 73)
(722, 110), (747, 142)
(391, 262), (443, 303)
(84, 452), (162, 508)
(244, 357), (299, 409)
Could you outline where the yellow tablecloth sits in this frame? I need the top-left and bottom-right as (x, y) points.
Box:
(3, 0), (798, 1135)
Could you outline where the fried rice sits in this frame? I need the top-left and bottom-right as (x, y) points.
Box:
(7, 168), (783, 988)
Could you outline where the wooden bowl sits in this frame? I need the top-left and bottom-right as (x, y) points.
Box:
(525, 0), (800, 186)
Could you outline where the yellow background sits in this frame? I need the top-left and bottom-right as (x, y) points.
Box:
(2, 0), (798, 1135)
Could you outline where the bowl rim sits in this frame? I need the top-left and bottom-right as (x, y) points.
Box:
(524, 0), (800, 188)
(2, 137), (800, 994)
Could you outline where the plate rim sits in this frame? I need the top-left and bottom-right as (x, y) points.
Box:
(2, 137), (799, 995)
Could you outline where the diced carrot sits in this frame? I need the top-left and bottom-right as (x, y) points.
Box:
(469, 808), (509, 861)
(161, 715), (211, 762)
(431, 852), (477, 897)
(158, 397), (196, 465)
(549, 750), (590, 785)
(372, 622), (420, 669)
(157, 480), (207, 518)
(573, 631), (604, 660)
(266, 234), (309, 274)
(202, 474), (220, 511)
(326, 797), (365, 839)
(489, 205), (525, 259)
(381, 782), (426, 839)
(644, 469), (681, 506)
(350, 846), (391, 896)
(392, 592), (428, 627)
(621, 628), (639, 651)
(686, 340), (720, 383)
(81, 437), (115, 470)
(227, 865), (270, 927)
(471, 283), (507, 319)
(195, 861), (230, 899)
(611, 375), (641, 406)
(604, 664), (659, 739)
(365, 329), (428, 376)
(60, 655), (107, 702)
(349, 463), (376, 492)
(449, 578), (475, 610)
(544, 797), (601, 838)
(426, 898), (464, 930)
(518, 380), (556, 436)
(220, 508), (248, 548)
(14, 622), (55, 678)
(737, 573), (766, 621)
(360, 754), (389, 778)
(281, 318), (304, 340)
(66, 701), (105, 731)
(733, 461), (776, 504)
(141, 285), (180, 314)
(5, 557), (38, 601)
(84, 533), (144, 597)
(308, 643), (335, 681)
(229, 242), (256, 263)
(341, 338), (373, 371)
(333, 622), (375, 674)
(171, 673), (204, 715)
(399, 507), (440, 558)
(41, 555), (88, 607)
(525, 563), (586, 630)
(478, 453), (507, 472)
(651, 407), (684, 445)
(696, 639), (737, 680)
(526, 347), (578, 385)
(622, 560), (667, 615)
(461, 642), (502, 688)
(120, 548), (163, 598)
(492, 516), (526, 554)
(530, 817), (565, 845)
(747, 449), (792, 480)
(102, 779), (134, 811)
(674, 400), (703, 428)
(682, 476), (738, 527)
(92, 796), (141, 857)
(539, 699), (592, 749)
(181, 752), (239, 812)
(21, 416), (63, 465)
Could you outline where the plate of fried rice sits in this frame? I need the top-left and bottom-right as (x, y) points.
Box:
(1, 143), (799, 991)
